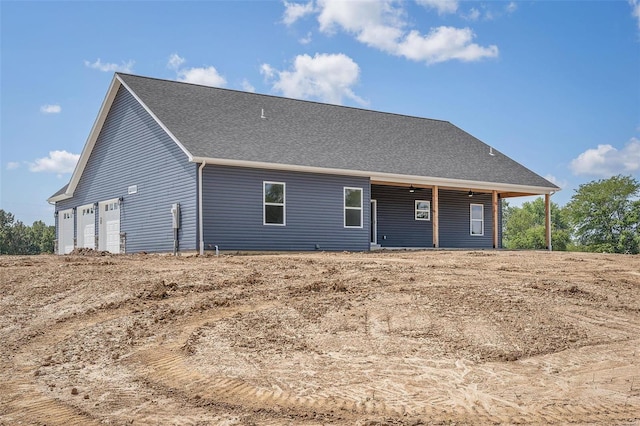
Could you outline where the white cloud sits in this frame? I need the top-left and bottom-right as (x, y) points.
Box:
(299, 31), (313, 44)
(569, 138), (640, 177)
(84, 58), (134, 73)
(40, 104), (61, 114)
(28, 150), (79, 174)
(177, 66), (227, 87)
(283, 1), (316, 25)
(398, 26), (498, 64)
(544, 174), (567, 189)
(317, 0), (404, 52)
(7, 162), (20, 170)
(416, 0), (458, 15)
(261, 53), (366, 105)
(241, 79), (256, 93)
(167, 53), (186, 70)
(464, 8), (480, 21)
(506, 2), (518, 14)
(311, 0), (497, 64)
(630, 0), (640, 29)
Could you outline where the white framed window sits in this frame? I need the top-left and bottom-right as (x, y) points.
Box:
(264, 181), (285, 225)
(415, 200), (431, 221)
(470, 203), (484, 236)
(344, 187), (363, 228)
(104, 202), (119, 212)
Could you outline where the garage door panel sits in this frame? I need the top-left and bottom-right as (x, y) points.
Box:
(99, 200), (120, 253)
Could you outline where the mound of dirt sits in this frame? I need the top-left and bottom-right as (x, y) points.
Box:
(69, 247), (110, 256)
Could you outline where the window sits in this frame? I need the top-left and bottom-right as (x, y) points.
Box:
(470, 203), (484, 236)
(344, 187), (363, 228)
(264, 181), (285, 225)
(415, 200), (431, 221)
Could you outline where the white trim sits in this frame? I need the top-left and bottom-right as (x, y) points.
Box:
(415, 200), (431, 221)
(470, 203), (484, 236)
(263, 181), (286, 226)
(191, 156), (559, 195)
(370, 199), (377, 245)
(344, 187), (363, 228)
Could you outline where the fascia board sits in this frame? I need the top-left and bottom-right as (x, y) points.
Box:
(60, 76), (122, 200)
(47, 193), (72, 203)
(190, 156), (560, 195)
(56, 74), (194, 202)
(117, 75), (193, 161)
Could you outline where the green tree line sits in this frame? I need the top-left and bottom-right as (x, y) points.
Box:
(504, 175), (640, 254)
(0, 210), (55, 254)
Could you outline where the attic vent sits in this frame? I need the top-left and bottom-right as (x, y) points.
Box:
(261, 108), (266, 119)
(489, 147), (495, 156)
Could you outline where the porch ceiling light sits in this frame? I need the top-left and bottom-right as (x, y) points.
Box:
(468, 190), (474, 197)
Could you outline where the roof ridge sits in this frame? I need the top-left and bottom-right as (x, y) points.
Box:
(115, 72), (452, 125)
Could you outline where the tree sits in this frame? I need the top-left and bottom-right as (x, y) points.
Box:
(503, 198), (571, 251)
(0, 210), (56, 255)
(30, 220), (55, 254)
(566, 175), (640, 254)
(0, 210), (16, 254)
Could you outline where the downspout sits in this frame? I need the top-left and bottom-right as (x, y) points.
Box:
(198, 161), (206, 256)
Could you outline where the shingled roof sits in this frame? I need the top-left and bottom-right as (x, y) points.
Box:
(118, 74), (556, 191)
(50, 73), (558, 202)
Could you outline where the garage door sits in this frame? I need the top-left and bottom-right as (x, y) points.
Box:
(77, 204), (96, 249)
(58, 209), (74, 255)
(99, 199), (121, 253)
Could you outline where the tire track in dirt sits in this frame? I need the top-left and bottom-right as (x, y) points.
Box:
(1, 309), (128, 426)
(128, 346), (396, 420)
(126, 311), (640, 425)
(1, 380), (99, 426)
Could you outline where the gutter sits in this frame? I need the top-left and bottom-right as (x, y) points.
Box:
(189, 156), (560, 195)
(198, 160), (206, 256)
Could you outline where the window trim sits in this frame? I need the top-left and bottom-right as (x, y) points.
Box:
(344, 187), (363, 228)
(470, 203), (484, 236)
(415, 200), (431, 221)
(263, 181), (286, 226)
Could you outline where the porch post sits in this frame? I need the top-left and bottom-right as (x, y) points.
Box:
(492, 190), (499, 249)
(545, 193), (552, 251)
(432, 185), (439, 248)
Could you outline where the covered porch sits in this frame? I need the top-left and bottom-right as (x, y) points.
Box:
(370, 181), (555, 250)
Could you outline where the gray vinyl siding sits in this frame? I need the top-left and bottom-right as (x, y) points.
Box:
(202, 166), (370, 251)
(56, 86), (197, 253)
(371, 185), (433, 247)
(439, 190), (494, 248)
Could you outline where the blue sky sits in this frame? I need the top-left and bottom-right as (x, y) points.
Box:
(1, 0), (639, 225)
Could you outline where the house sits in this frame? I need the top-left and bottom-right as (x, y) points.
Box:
(48, 73), (559, 254)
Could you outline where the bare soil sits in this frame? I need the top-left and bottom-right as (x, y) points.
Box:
(1, 250), (639, 425)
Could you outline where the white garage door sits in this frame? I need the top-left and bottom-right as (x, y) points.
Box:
(58, 208), (74, 255)
(99, 199), (121, 253)
(77, 204), (96, 249)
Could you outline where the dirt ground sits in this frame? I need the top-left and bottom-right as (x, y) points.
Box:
(1, 250), (639, 425)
